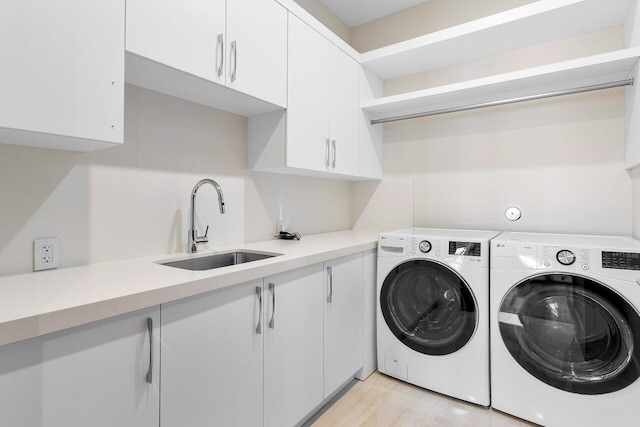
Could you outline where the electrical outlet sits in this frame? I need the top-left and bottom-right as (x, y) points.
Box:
(34, 238), (59, 271)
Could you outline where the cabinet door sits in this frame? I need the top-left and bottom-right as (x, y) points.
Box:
(264, 264), (324, 427)
(286, 14), (331, 172)
(227, 0), (287, 107)
(324, 253), (364, 396)
(0, 307), (160, 427)
(329, 48), (360, 176)
(126, 0), (226, 84)
(161, 279), (264, 427)
(0, 0), (124, 146)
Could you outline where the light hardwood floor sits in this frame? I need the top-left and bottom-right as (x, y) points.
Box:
(311, 372), (534, 427)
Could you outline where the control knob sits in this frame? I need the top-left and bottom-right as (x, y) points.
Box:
(556, 250), (576, 266)
(419, 240), (432, 253)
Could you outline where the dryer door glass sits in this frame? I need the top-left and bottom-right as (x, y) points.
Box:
(380, 259), (477, 355)
(499, 274), (640, 394)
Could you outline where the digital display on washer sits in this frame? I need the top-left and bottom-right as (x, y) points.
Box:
(448, 241), (481, 257)
(602, 251), (640, 270)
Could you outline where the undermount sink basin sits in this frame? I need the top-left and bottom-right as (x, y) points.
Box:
(160, 251), (281, 271)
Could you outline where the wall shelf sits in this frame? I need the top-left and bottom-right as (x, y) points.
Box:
(360, 0), (635, 80)
(362, 48), (640, 122)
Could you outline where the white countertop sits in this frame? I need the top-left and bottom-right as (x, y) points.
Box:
(0, 230), (378, 347)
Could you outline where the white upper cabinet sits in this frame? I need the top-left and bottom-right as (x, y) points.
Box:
(329, 47), (360, 175)
(287, 14), (332, 172)
(0, 0), (125, 152)
(248, 13), (369, 180)
(126, 0), (226, 84)
(287, 14), (359, 175)
(0, 307), (159, 427)
(227, 0), (288, 107)
(126, 0), (287, 112)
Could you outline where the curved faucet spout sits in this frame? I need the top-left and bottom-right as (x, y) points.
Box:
(188, 178), (226, 253)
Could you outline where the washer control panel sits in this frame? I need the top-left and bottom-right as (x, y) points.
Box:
(409, 237), (441, 257)
(602, 251), (640, 270)
(541, 246), (589, 271)
(556, 250), (576, 266)
(493, 237), (640, 279)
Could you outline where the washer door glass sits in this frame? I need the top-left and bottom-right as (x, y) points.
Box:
(499, 274), (640, 395)
(380, 260), (477, 356)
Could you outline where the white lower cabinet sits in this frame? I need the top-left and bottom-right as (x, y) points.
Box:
(324, 253), (364, 397)
(0, 307), (160, 427)
(0, 252), (369, 427)
(161, 279), (264, 427)
(264, 263), (325, 427)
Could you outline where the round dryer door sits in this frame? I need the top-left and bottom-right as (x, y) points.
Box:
(380, 259), (477, 356)
(499, 273), (640, 395)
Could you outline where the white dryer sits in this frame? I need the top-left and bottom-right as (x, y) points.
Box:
(377, 228), (500, 406)
(491, 232), (640, 427)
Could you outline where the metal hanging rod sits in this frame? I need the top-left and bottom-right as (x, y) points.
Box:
(370, 78), (635, 125)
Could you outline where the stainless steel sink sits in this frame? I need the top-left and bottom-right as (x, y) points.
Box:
(160, 251), (280, 271)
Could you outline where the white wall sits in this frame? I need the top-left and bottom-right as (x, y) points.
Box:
(293, 0), (351, 42)
(0, 85), (352, 277)
(350, 0), (535, 53)
(352, 3), (632, 236)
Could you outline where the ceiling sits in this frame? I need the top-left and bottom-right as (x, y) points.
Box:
(317, 0), (428, 28)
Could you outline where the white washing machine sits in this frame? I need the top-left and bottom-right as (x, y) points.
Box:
(491, 232), (640, 427)
(377, 228), (500, 406)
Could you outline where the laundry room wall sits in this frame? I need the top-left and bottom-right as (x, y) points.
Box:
(0, 85), (352, 277)
(293, 0), (351, 43)
(351, 0), (632, 236)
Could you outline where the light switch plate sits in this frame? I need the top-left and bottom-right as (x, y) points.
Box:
(34, 237), (59, 271)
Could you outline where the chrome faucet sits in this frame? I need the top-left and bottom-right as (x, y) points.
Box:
(188, 179), (226, 253)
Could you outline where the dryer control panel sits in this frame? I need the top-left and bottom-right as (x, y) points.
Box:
(409, 236), (489, 267)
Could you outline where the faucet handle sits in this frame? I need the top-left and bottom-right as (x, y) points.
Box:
(195, 225), (209, 244)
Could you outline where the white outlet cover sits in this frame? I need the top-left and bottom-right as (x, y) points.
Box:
(34, 237), (59, 271)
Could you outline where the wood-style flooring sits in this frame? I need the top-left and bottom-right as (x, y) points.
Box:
(310, 372), (534, 427)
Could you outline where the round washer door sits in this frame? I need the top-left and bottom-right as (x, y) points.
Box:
(499, 273), (640, 395)
(380, 259), (478, 356)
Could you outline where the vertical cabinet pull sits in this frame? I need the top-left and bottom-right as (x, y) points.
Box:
(146, 317), (153, 384)
(256, 286), (263, 334)
(216, 33), (224, 78)
(325, 138), (330, 168)
(331, 140), (336, 169)
(269, 283), (276, 329)
(231, 40), (237, 82)
(327, 267), (333, 303)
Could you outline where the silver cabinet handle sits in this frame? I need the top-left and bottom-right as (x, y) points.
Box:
(327, 266), (333, 303)
(146, 317), (153, 384)
(256, 286), (263, 334)
(331, 140), (336, 169)
(325, 139), (330, 168)
(268, 283), (275, 329)
(231, 40), (237, 82)
(216, 33), (224, 78)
